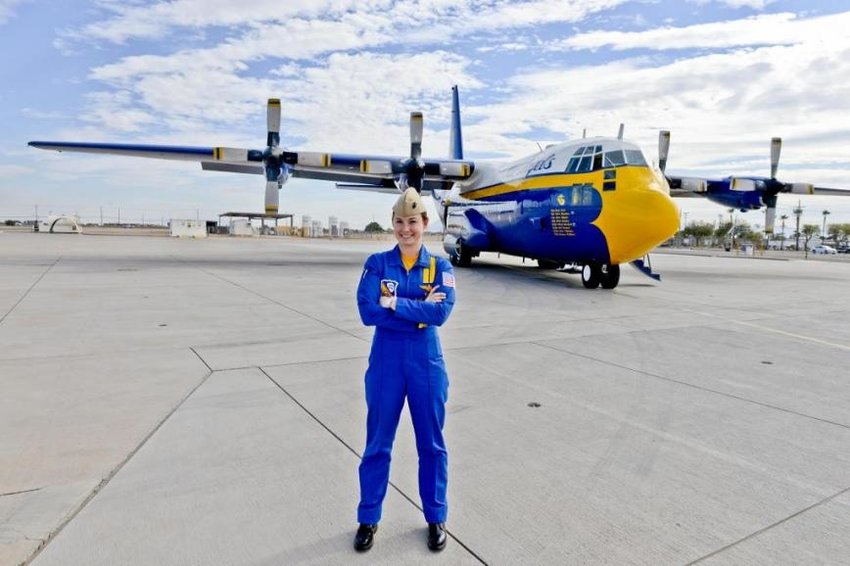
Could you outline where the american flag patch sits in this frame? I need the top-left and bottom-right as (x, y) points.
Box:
(442, 271), (455, 288)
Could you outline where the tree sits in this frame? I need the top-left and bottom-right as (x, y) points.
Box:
(802, 224), (819, 258)
(364, 221), (384, 233)
(682, 221), (714, 247)
(828, 223), (850, 247)
(714, 221), (733, 244)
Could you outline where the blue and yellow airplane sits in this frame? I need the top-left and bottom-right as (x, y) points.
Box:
(30, 87), (684, 289)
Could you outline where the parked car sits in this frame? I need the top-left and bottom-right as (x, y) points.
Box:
(811, 245), (838, 255)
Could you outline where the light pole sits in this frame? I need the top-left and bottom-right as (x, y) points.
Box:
(822, 209), (830, 240)
(779, 214), (788, 250)
(793, 201), (803, 251)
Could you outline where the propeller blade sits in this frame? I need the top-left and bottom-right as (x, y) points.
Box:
(265, 180), (279, 214)
(410, 112), (423, 161)
(764, 206), (776, 234)
(658, 130), (670, 174)
(770, 137), (781, 178)
(267, 98), (281, 148)
(786, 182), (814, 195)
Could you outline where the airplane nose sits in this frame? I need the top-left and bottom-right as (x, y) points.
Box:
(595, 177), (680, 265)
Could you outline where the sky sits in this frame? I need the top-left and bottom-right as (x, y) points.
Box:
(1, 0), (849, 234)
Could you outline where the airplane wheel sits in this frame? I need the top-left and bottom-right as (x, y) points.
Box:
(452, 242), (472, 267)
(581, 263), (601, 289)
(600, 264), (620, 289)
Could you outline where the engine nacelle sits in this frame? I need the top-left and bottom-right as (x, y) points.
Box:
(729, 177), (760, 192)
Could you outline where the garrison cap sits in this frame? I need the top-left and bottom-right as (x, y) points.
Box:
(392, 187), (426, 217)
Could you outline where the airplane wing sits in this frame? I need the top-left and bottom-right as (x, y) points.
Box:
(27, 141), (473, 188)
(656, 131), (850, 233)
(30, 92), (476, 213)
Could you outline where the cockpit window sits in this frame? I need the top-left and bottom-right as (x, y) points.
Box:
(603, 150), (625, 167)
(624, 149), (647, 166)
(567, 145), (604, 173)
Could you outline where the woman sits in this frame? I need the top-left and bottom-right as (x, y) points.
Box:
(354, 188), (456, 552)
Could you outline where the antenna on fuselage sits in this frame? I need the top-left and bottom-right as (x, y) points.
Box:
(582, 128), (586, 139)
(617, 123), (624, 140)
(536, 142), (544, 152)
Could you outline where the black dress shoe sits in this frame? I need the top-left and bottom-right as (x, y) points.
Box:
(354, 523), (378, 552)
(427, 522), (447, 551)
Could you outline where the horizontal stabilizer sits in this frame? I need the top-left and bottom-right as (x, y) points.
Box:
(630, 257), (661, 281)
(463, 209), (494, 249)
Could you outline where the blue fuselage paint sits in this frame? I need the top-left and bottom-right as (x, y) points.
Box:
(447, 183), (609, 265)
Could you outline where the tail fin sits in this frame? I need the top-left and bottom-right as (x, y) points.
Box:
(449, 85), (464, 160)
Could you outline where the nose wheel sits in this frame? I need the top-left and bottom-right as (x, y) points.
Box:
(450, 241), (473, 267)
(581, 263), (620, 289)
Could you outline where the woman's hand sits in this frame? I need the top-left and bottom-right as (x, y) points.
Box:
(425, 285), (446, 303)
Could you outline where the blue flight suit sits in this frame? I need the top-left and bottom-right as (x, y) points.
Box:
(356, 244), (456, 525)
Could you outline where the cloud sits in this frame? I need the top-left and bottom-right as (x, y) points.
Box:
(0, 0), (26, 25)
(552, 11), (850, 51)
(63, 0), (629, 47)
(688, 0), (772, 9)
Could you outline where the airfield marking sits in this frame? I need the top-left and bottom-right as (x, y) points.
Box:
(258, 367), (489, 565)
(0, 256), (61, 326)
(685, 309), (850, 352)
(686, 485), (850, 564)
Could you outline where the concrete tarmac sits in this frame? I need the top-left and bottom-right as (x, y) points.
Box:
(1, 232), (849, 565)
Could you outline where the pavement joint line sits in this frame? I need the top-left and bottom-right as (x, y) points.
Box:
(0, 256), (61, 326)
(686, 485), (850, 565)
(208, 353), (368, 373)
(257, 366), (489, 565)
(532, 341), (850, 431)
(189, 346), (214, 372)
(22, 366), (215, 566)
(175, 259), (368, 343)
(684, 308), (850, 352)
(0, 487), (42, 497)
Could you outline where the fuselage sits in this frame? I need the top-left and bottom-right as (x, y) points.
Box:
(442, 137), (680, 266)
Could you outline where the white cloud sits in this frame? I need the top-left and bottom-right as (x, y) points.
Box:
(553, 11), (850, 51)
(64, 0), (629, 47)
(0, 0), (26, 25)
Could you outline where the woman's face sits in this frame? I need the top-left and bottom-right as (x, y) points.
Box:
(393, 214), (427, 249)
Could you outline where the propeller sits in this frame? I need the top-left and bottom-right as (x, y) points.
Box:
(262, 98), (286, 214)
(658, 130), (670, 175)
(396, 112), (426, 192)
(761, 137), (813, 234)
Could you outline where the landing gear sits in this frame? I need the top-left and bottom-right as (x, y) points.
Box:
(600, 264), (620, 289)
(581, 263), (601, 289)
(450, 241), (473, 267)
(581, 263), (619, 289)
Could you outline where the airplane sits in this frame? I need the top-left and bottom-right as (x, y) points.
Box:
(660, 133), (850, 234)
(29, 87), (684, 290)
